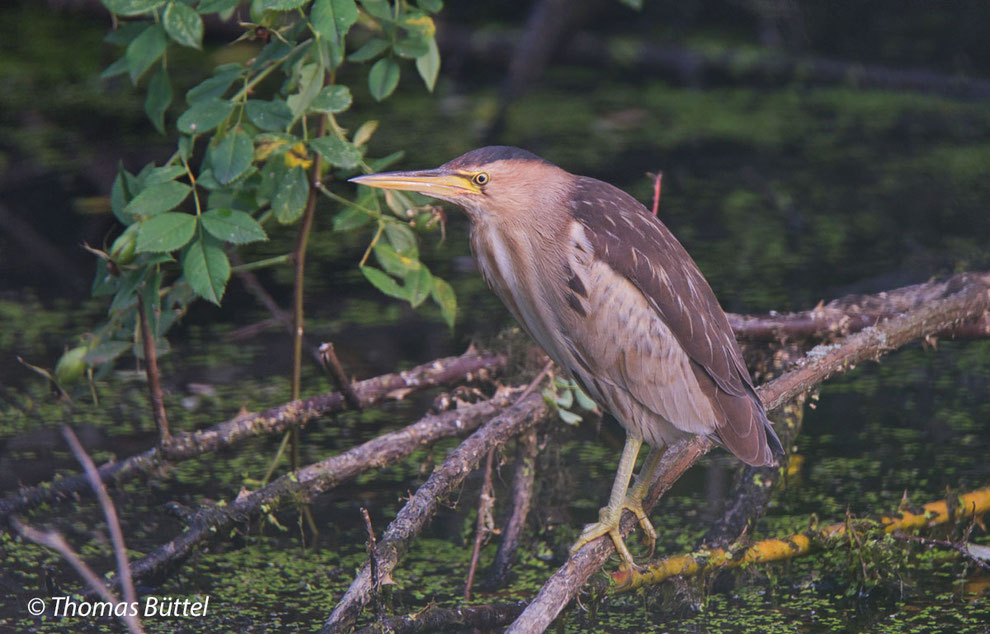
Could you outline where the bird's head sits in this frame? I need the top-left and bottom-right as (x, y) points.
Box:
(350, 146), (572, 225)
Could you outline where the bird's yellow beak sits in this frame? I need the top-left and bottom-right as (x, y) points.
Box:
(349, 169), (480, 198)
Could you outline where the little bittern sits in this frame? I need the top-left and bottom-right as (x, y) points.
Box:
(352, 147), (782, 567)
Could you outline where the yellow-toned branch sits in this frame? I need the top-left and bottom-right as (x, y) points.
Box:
(614, 487), (990, 591)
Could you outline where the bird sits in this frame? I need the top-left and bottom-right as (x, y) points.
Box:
(351, 146), (783, 568)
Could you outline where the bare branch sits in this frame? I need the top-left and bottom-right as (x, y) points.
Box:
(62, 426), (137, 607)
(13, 520), (145, 634)
(0, 350), (506, 520)
(321, 391), (552, 633)
(125, 386), (525, 584)
(485, 428), (539, 590)
(464, 448), (496, 599)
(136, 294), (170, 440)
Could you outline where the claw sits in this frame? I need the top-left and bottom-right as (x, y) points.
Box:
(569, 494), (657, 566)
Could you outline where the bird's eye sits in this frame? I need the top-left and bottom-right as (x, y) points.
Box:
(473, 172), (490, 186)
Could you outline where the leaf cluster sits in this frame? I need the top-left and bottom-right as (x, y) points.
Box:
(54, 0), (453, 390)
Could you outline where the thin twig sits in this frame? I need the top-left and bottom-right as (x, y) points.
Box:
(361, 508), (386, 626)
(485, 427), (539, 590)
(136, 294), (170, 440)
(13, 520), (145, 634)
(650, 171), (663, 217)
(464, 448), (496, 599)
(890, 533), (990, 572)
(287, 106), (330, 480)
(62, 426), (137, 607)
(319, 342), (361, 410)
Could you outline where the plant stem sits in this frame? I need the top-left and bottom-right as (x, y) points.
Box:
(288, 104), (329, 470)
(230, 253), (293, 273)
(136, 294), (170, 441)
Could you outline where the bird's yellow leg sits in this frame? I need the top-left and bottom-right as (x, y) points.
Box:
(625, 446), (665, 558)
(570, 435), (643, 567)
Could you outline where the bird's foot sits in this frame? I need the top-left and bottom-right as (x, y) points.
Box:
(570, 495), (657, 567)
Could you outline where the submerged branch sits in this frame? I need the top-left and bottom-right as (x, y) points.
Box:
(616, 487), (990, 591)
(484, 428), (540, 590)
(698, 394), (807, 550)
(322, 391), (552, 634)
(507, 272), (990, 633)
(352, 601), (528, 634)
(0, 350), (505, 520)
(125, 386), (525, 584)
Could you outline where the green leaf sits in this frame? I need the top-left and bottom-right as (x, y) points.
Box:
(272, 166), (310, 223)
(111, 168), (133, 225)
(102, 0), (167, 16)
(405, 264), (432, 308)
(311, 0), (358, 44)
(186, 66), (242, 103)
(368, 58), (400, 101)
(262, 0), (309, 8)
(182, 234), (231, 304)
(554, 387), (574, 409)
(333, 207), (372, 232)
(384, 221), (417, 256)
(359, 0), (392, 21)
(144, 68), (173, 134)
(309, 136), (362, 169)
(198, 0), (240, 13)
(144, 165), (187, 185)
(310, 85), (352, 113)
(286, 62), (323, 119)
(431, 277), (456, 328)
(164, 1), (204, 49)
(557, 409), (583, 425)
(136, 212), (197, 253)
(211, 130), (254, 184)
(573, 384), (599, 411)
(124, 181), (191, 217)
(245, 99), (293, 132)
(367, 150), (405, 171)
(101, 56), (130, 80)
(393, 36), (429, 59)
(374, 243), (418, 277)
(177, 98), (233, 135)
(110, 267), (148, 312)
(415, 37), (440, 92)
(84, 341), (133, 366)
(201, 209), (268, 244)
(347, 38), (389, 62)
(417, 0), (442, 12)
(360, 266), (407, 301)
(105, 21), (148, 46)
(125, 23), (168, 84)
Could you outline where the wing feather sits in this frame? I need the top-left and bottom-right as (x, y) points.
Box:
(569, 177), (781, 466)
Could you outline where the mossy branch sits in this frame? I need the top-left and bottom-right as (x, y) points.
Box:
(614, 487), (990, 591)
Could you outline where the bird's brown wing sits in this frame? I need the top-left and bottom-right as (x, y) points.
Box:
(569, 177), (780, 466)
